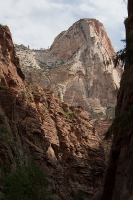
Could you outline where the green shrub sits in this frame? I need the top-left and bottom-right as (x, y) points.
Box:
(72, 191), (84, 200)
(65, 191), (84, 200)
(1, 160), (54, 200)
(0, 126), (9, 143)
(62, 111), (75, 118)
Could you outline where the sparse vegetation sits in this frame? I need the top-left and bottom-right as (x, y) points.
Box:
(0, 84), (9, 90)
(90, 108), (105, 119)
(1, 159), (54, 200)
(0, 113), (10, 144)
(0, 24), (5, 27)
(113, 20), (133, 68)
(60, 60), (65, 65)
(0, 125), (10, 144)
(103, 60), (110, 67)
(57, 91), (61, 101)
(65, 191), (84, 200)
(62, 110), (75, 118)
(0, 157), (85, 200)
(39, 62), (47, 69)
(112, 88), (119, 97)
(19, 91), (26, 99)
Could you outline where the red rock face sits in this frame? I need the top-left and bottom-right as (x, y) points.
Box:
(0, 25), (105, 199)
(0, 25), (25, 81)
(0, 26), (18, 66)
(94, 119), (113, 164)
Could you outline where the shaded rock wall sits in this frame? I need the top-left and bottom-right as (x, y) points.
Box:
(101, 1), (133, 200)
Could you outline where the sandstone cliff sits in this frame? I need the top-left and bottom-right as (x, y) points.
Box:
(101, 1), (133, 199)
(15, 18), (123, 120)
(0, 25), (105, 199)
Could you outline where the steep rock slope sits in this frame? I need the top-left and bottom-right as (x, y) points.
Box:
(0, 25), (105, 199)
(15, 19), (123, 119)
(101, 1), (133, 200)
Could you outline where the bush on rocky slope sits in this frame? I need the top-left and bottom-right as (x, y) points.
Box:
(1, 160), (54, 200)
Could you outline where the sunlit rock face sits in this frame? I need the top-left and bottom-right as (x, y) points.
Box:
(15, 18), (123, 119)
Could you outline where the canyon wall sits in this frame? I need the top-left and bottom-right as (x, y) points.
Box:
(101, 1), (133, 199)
(0, 25), (105, 199)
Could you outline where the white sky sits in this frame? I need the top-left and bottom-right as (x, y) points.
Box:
(0, 0), (127, 51)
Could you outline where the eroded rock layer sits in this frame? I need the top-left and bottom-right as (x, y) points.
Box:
(15, 18), (123, 119)
(0, 25), (105, 199)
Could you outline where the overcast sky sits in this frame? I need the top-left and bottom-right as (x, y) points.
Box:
(0, 0), (127, 51)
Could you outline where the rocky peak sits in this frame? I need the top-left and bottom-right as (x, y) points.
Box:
(50, 18), (115, 61)
(15, 18), (123, 119)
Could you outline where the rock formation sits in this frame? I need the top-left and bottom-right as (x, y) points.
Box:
(94, 119), (113, 165)
(0, 25), (105, 199)
(15, 18), (123, 119)
(101, 1), (133, 199)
